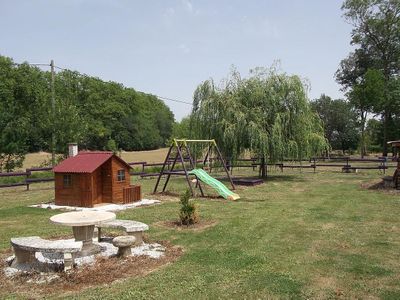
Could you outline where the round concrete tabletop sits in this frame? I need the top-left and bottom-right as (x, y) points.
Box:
(50, 211), (116, 227)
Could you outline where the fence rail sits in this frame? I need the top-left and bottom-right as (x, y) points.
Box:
(0, 166), (54, 190)
(0, 156), (395, 190)
(225, 156), (394, 175)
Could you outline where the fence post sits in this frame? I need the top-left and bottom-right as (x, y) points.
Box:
(26, 169), (31, 191)
(313, 157), (316, 173)
(383, 158), (386, 174)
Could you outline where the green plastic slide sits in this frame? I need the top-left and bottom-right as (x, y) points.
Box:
(189, 169), (240, 200)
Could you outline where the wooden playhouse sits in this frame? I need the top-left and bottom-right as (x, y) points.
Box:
(53, 151), (141, 207)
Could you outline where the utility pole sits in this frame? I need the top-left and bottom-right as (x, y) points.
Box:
(50, 60), (56, 166)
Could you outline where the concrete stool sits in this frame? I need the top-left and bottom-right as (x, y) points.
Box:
(112, 236), (136, 257)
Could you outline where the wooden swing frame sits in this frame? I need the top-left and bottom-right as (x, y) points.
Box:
(153, 139), (235, 196)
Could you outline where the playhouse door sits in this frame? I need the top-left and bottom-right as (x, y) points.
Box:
(80, 174), (92, 207)
(93, 168), (102, 204)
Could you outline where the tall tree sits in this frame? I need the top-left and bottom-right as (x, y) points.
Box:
(172, 117), (191, 139)
(311, 95), (359, 154)
(350, 68), (385, 156)
(340, 0), (400, 155)
(0, 57), (56, 170)
(191, 67), (329, 177)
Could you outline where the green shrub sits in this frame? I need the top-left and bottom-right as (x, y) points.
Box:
(368, 144), (383, 154)
(29, 171), (53, 179)
(0, 175), (25, 185)
(179, 189), (199, 225)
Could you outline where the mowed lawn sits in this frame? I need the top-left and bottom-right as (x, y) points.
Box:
(1, 168), (400, 299)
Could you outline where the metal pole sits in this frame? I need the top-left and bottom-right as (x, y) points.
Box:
(50, 60), (56, 166)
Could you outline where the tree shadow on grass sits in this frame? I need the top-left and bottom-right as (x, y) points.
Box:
(220, 175), (306, 183)
(264, 175), (307, 182)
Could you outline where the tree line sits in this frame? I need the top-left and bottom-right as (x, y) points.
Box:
(334, 0), (400, 156)
(310, 0), (400, 156)
(0, 55), (174, 171)
(175, 0), (400, 161)
(175, 66), (329, 177)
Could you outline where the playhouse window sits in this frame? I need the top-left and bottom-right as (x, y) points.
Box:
(117, 169), (125, 181)
(63, 174), (72, 187)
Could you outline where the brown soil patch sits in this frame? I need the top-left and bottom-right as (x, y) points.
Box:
(154, 219), (218, 232)
(0, 248), (12, 256)
(360, 179), (400, 195)
(314, 276), (337, 290)
(322, 223), (335, 230)
(0, 240), (183, 299)
(310, 276), (343, 300)
(150, 191), (182, 202)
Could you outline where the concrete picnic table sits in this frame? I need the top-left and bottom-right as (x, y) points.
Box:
(50, 211), (116, 256)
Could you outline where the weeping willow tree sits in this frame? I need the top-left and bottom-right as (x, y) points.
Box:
(190, 66), (329, 177)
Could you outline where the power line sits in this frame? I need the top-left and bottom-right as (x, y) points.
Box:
(54, 65), (68, 71)
(12, 60), (193, 106)
(54, 64), (194, 106)
(12, 62), (49, 67)
(156, 95), (193, 106)
(29, 63), (50, 66)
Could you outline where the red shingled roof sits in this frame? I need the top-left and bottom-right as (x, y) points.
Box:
(53, 151), (130, 173)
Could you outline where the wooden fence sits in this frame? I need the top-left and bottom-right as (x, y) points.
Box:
(0, 156), (395, 190)
(122, 185), (141, 203)
(226, 157), (393, 175)
(0, 167), (53, 190)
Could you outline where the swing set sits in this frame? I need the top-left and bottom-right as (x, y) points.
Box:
(153, 139), (239, 200)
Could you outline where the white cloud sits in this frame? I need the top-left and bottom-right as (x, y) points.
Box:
(178, 43), (190, 54)
(261, 18), (280, 39)
(164, 7), (175, 17)
(181, 0), (193, 13)
(238, 16), (281, 40)
(162, 7), (176, 27)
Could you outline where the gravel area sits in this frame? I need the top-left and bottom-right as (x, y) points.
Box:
(4, 238), (166, 278)
(30, 199), (161, 211)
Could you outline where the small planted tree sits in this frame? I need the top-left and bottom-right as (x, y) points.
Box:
(179, 189), (199, 226)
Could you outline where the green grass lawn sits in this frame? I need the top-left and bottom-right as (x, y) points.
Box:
(1, 168), (400, 299)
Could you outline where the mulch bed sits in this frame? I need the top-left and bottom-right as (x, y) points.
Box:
(154, 220), (218, 231)
(152, 191), (232, 201)
(0, 240), (183, 299)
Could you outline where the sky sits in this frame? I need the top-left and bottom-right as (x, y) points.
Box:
(0, 0), (354, 121)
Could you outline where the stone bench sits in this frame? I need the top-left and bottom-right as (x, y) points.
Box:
(11, 236), (82, 272)
(96, 220), (149, 246)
